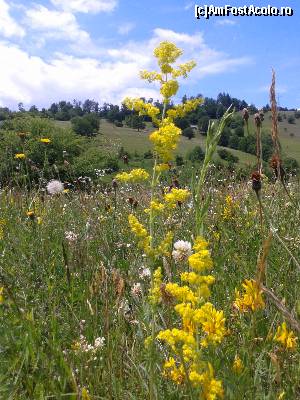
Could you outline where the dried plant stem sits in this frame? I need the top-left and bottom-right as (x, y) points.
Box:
(261, 285), (300, 334)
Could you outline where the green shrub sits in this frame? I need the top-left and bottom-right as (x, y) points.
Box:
(187, 146), (205, 162)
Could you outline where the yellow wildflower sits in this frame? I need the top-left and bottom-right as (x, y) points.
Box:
(155, 163), (170, 173)
(15, 153), (26, 159)
(0, 287), (4, 304)
(180, 272), (215, 287)
(144, 200), (165, 214)
(274, 322), (298, 351)
(157, 328), (196, 356)
(188, 252), (213, 272)
(160, 80), (179, 99)
(167, 98), (203, 121)
(150, 122), (181, 162)
(128, 214), (148, 238)
(153, 41), (183, 66)
(165, 283), (198, 305)
(189, 363), (224, 400)
(232, 355), (244, 374)
(234, 279), (265, 313)
(40, 138), (51, 144)
(116, 168), (150, 183)
(163, 357), (185, 385)
(81, 388), (91, 400)
(156, 231), (173, 256)
(193, 303), (226, 347)
(149, 267), (162, 305)
(164, 188), (190, 206)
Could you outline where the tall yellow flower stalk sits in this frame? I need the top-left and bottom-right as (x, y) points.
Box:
(119, 41), (230, 399)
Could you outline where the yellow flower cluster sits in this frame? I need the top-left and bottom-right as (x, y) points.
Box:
(163, 357), (185, 385)
(128, 214), (152, 256)
(144, 189), (190, 215)
(234, 279), (265, 313)
(167, 98), (203, 121)
(40, 138), (51, 144)
(222, 195), (238, 221)
(150, 122), (181, 162)
(15, 153), (26, 159)
(232, 355), (244, 374)
(116, 168), (150, 183)
(0, 287), (4, 305)
(189, 363), (224, 400)
(123, 97), (160, 125)
(273, 322), (298, 351)
(148, 267), (163, 305)
(164, 188), (191, 206)
(157, 237), (225, 399)
(0, 219), (6, 240)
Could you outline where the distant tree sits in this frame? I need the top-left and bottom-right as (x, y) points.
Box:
(228, 134), (240, 150)
(182, 127), (195, 140)
(187, 146), (205, 162)
(71, 113), (100, 136)
(277, 114), (283, 122)
(219, 127), (231, 147)
(294, 111), (300, 119)
(18, 102), (25, 112)
(283, 157), (299, 174)
(218, 149), (239, 163)
(125, 115), (145, 131)
(175, 117), (190, 130)
(198, 116), (210, 134)
(234, 126), (244, 137)
(288, 115), (295, 124)
(175, 155), (184, 166)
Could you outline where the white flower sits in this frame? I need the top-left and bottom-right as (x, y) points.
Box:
(65, 231), (78, 242)
(131, 283), (142, 298)
(94, 337), (105, 349)
(172, 240), (192, 263)
(139, 267), (151, 280)
(47, 180), (64, 195)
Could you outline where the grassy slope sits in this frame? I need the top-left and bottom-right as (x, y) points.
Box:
(56, 112), (300, 165)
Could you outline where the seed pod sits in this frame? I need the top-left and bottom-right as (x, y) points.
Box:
(112, 179), (118, 190)
(251, 171), (261, 193)
(254, 113), (262, 128)
(242, 108), (249, 122)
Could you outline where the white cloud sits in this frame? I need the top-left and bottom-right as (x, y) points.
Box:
(118, 22), (135, 35)
(50, 0), (117, 14)
(0, 28), (251, 108)
(0, 0), (25, 38)
(215, 19), (237, 26)
(25, 5), (90, 44)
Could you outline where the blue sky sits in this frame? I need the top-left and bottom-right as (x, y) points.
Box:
(0, 0), (299, 109)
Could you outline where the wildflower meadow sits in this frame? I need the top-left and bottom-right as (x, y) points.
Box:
(1, 41), (300, 400)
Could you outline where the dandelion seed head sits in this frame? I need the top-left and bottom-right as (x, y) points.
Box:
(47, 180), (64, 195)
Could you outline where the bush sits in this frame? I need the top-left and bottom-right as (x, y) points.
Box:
(283, 157), (299, 175)
(235, 126), (244, 137)
(294, 111), (300, 119)
(187, 146), (205, 163)
(143, 150), (153, 159)
(71, 113), (100, 136)
(114, 120), (123, 127)
(198, 116), (210, 134)
(217, 149), (239, 163)
(175, 155), (184, 166)
(288, 116), (295, 124)
(182, 127), (195, 140)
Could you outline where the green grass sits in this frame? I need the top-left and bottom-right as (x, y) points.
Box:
(56, 115), (300, 166)
(1, 168), (300, 399)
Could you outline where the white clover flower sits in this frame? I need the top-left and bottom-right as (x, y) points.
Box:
(131, 282), (142, 298)
(94, 337), (105, 349)
(65, 231), (78, 242)
(47, 180), (64, 195)
(139, 267), (151, 280)
(172, 240), (192, 263)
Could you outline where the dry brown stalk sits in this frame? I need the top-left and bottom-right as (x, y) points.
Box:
(261, 285), (300, 334)
(256, 232), (272, 285)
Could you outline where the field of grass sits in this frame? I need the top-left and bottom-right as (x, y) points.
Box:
(1, 155), (300, 399)
(56, 113), (300, 167)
